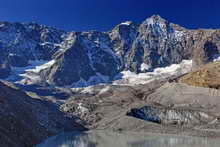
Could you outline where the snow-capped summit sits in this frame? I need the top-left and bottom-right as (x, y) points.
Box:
(144, 15), (166, 24)
(0, 15), (219, 87)
(120, 21), (133, 26)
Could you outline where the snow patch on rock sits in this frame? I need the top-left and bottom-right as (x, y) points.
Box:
(71, 84), (107, 95)
(174, 30), (184, 41)
(98, 86), (111, 95)
(213, 54), (220, 62)
(27, 60), (55, 73)
(78, 103), (88, 113)
(70, 60), (192, 88)
(140, 63), (150, 71)
(121, 21), (132, 26)
(69, 73), (110, 88)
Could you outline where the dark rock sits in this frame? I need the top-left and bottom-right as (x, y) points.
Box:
(0, 81), (86, 147)
(7, 54), (28, 67)
(0, 62), (11, 79)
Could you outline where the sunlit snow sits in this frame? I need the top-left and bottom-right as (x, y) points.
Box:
(6, 60), (55, 84)
(213, 54), (220, 62)
(140, 63), (150, 71)
(121, 21), (132, 26)
(7, 58), (192, 88)
(113, 60), (192, 85)
(69, 73), (110, 88)
(26, 60), (55, 73)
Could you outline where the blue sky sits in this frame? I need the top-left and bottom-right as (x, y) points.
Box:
(0, 0), (219, 31)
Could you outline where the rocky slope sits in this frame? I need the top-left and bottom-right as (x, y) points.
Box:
(180, 61), (220, 89)
(60, 79), (220, 138)
(192, 30), (220, 69)
(0, 80), (86, 147)
(0, 15), (220, 87)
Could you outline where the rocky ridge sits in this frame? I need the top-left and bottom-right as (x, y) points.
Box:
(0, 15), (220, 87)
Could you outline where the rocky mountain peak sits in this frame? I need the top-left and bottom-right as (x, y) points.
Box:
(119, 21), (134, 26)
(142, 15), (167, 26)
(0, 15), (219, 87)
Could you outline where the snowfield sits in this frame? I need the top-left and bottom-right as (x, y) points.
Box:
(213, 54), (220, 62)
(70, 60), (193, 93)
(113, 60), (192, 85)
(120, 21), (132, 26)
(6, 60), (55, 85)
(6, 59), (192, 87)
(26, 60), (55, 73)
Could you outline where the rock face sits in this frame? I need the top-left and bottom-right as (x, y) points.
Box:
(123, 15), (193, 72)
(192, 30), (220, 69)
(0, 21), (65, 80)
(0, 15), (220, 87)
(0, 21), (65, 62)
(0, 81), (86, 147)
(44, 32), (120, 86)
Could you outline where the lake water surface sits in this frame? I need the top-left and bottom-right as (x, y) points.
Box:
(37, 130), (220, 147)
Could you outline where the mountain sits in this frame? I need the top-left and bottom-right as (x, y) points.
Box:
(0, 15), (220, 87)
(1, 15), (220, 145)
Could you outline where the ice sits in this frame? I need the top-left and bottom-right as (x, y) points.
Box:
(6, 60), (55, 84)
(113, 60), (192, 85)
(9, 53), (16, 56)
(27, 60), (55, 73)
(70, 60), (192, 87)
(140, 63), (150, 71)
(0, 23), (5, 27)
(213, 54), (220, 62)
(6, 57), (192, 87)
(121, 21), (132, 26)
(174, 30), (184, 41)
(78, 103), (88, 113)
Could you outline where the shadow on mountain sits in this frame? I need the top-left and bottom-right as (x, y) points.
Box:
(15, 84), (71, 100)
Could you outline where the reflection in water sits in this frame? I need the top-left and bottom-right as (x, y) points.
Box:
(37, 130), (220, 147)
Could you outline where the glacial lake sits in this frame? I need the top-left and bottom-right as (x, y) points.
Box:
(37, 130), (220, 147)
